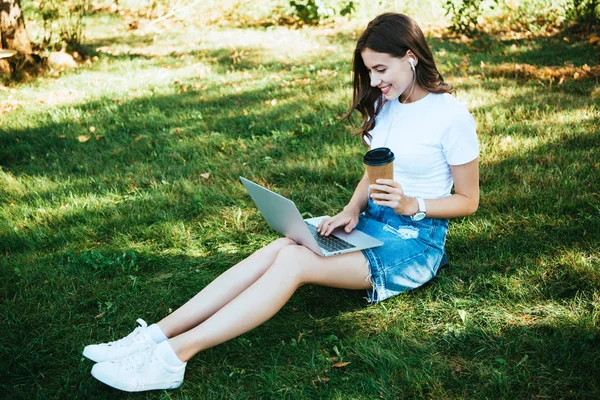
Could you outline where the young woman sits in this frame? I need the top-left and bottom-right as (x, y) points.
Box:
(83, 13), (479, 392)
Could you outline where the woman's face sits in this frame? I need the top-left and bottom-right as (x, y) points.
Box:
(360, 48), (414, 101)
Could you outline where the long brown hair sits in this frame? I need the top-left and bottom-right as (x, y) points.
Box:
(344, 13), (452, 145)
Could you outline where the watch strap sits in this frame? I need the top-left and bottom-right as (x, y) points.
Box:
(416, 197), (426, 214)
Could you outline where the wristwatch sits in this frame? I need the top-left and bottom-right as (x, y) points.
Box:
(411, 197), (426, 221)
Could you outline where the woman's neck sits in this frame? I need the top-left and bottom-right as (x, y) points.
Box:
(400, 84), (429, 104)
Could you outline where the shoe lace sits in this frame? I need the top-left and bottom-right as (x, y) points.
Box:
(119, 349), (151, 371)
(107, 318), (148, 348)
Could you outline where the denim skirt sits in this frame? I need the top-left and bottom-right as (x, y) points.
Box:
(354, 200), (449, 303)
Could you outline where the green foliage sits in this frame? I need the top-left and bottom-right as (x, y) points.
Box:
(566, 0), (600, 29)
(288, 0), (356, 25)
(39, 0), (90, 49)
(445, 0), (599, 35)
(444, 0), (490, 35)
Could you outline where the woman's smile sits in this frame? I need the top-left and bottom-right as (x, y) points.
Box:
(379, 84), (392, 95)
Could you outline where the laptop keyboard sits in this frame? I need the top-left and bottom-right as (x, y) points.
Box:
(305, 222), (356, 252)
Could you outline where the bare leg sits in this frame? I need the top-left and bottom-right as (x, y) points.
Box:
(157, 238), (296, 338)
(169, 244), (371, 361)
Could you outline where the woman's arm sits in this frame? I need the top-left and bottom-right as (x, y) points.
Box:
(420, 158), (479, 218)
(317, 171), (370, 236)
(370, 157), (480, 219)
(344, 171), (371, 215)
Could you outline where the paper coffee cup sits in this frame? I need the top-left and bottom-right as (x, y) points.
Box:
(363, 147), (395, 194)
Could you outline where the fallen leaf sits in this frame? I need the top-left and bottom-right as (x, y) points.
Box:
(89, 126), (96, 133)
(58, 135), (66, 139)
(332, 362), (351, 368)
(77, 135), (90, 142)
(200, 173), (210, 179)
(95, 312), (106, 319)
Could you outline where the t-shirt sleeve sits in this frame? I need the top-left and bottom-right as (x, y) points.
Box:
(441, 109), (479, 166)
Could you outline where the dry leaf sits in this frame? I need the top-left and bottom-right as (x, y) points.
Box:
(243, 109), (249, 116)
(89, 126), (96, 133)
(77, 135), (90, 142)
(200, 173), (210, 179)
(332, 362), (351, 368)
(58, 135), (66, 139)
(95, 312), (106, 319)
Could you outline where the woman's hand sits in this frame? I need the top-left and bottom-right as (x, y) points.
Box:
(317, 205), (361, 236)
(369, 179), (417, 216)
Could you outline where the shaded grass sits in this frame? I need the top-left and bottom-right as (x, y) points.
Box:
(1, 11), (599, 400)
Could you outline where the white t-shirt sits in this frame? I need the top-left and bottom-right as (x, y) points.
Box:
(367, 93), (478, 199)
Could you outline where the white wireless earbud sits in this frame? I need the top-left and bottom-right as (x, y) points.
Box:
(409, 58), (415, 71)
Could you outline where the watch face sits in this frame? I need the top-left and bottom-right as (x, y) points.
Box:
(412, 212), (426, 221)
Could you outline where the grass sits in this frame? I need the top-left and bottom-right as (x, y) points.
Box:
(1, 4), (599, 399)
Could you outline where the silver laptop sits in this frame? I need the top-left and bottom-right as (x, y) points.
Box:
(240, 177), (383, 257)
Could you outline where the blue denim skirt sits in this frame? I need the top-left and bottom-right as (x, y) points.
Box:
(354, 200), (449, 303)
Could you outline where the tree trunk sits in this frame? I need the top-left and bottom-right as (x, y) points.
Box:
(0, 0), (33, 76)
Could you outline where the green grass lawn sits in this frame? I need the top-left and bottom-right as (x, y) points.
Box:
(1, 7), (599, 400)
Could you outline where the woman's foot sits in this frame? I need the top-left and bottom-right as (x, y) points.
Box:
(91, 341), (186, 392)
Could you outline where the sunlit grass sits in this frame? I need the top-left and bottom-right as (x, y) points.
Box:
(1, 4), (599, 399)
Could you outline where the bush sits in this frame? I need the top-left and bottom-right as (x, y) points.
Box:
(39, 0), (90, 50)
(445, 0), (599, 36)
(566, 0), (599, 29)
(444, 0), (494, 36)
(287, 0), (356, 26)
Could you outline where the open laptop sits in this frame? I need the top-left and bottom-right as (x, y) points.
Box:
(240, 177), (383, 257)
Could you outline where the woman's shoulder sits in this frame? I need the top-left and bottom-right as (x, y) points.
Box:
(429, 92), (469, 109)
(428, 92), (474, 121)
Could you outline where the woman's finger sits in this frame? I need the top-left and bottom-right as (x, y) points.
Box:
(344, 218), (358, 233)
(369, 184), (392, 193)
(324, 218), (348, 236)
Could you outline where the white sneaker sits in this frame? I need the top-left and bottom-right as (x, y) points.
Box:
(91, 345), (186, 392)
(83, 318), (157, 363)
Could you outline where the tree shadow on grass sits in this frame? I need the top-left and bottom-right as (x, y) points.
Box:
(1, 31), (599, 398)
(0, 244), (369, 399)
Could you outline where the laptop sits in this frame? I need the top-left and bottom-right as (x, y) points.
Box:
(240, 177), (383, 257)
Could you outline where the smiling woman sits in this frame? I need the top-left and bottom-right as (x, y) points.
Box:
(346, 13), (453, 144)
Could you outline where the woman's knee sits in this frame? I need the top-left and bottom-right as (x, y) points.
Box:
(254, 237), (296, 258)
(269, 245), (315, 283)
(272, 237), (297, 249)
